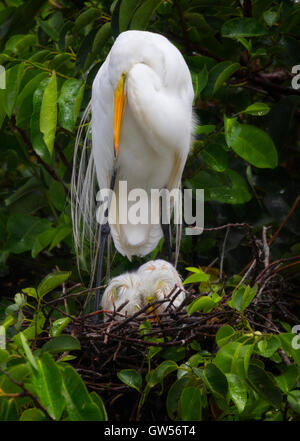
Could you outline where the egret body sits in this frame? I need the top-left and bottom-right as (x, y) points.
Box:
(72, 30), (194, 308)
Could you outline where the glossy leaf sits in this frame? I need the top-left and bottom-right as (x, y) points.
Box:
(130, 0), (162, 30)
(226, 373), (247, 413)
(225, 116), (278, 169)
(3, 62), (24, 117)
(247, 363), (283, 408)
(40, 71), (57, 156)
(20, 408), (48, 421)
(228, 284), (258, 313)
(216, 325), (236, 347)
(20, 332), (38, 370)
(50, 317), (71, 337)
(90, 391), (108, 421)
(62, 365), (105, 421)
(92, 22), (112, 57)
(31, 352), (65, 420)
(180, 386), (203, 421)
(222, 18), (268, 38)
(201, 141), (228, 172)
(117, 369), (142, 392)
(148, 360), (178, 389)
(187, 296), (216, 314)
(242, 102), (270, 116)
(200, 363), (228, 399)
(58, 79), (84, 132)
(41, 335), (80, 354)
(37, 271), (71, 299)
(166, 376), (189, 420)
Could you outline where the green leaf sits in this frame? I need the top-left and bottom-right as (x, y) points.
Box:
(37, 18), (59, 41)
(90, 391), (108, 421)
(226, 373), (247, 413)
(130, 0), (162, 30)
(20, 332), (38, 370)
(49, 225), (72, 251)
(40, 71), (57, 156)
(73, 8), (100, 33)
(180, 386), (203, 421)
(49, 181), (66, 211)
(0, 397), (18, 421)
(275, 365), (299, 393)
(30, 78), (52, 163)
(213, 62), (240, 94)
(216, 325), (236, 347)
(58, 79), (85, 132)
(32, 228), (56, 258)
(148, 360), (178, 389)
(50, 317), (71, 337)
(119, 0), (142, 32)
(192, 66), (208, 100)
(92, 22), (112, 57)
(62, 365), (104, 421)
(5, 34), (37, 55)
(242, 102), (270, 116)
(187, 296), (216, 315)
(4, 62), (24, 117)
(117, 369), (142, 392)
(201, 141), (228, 172)
(21, 311), (45, 340)
(228, 284), (258, 313)
(200, 364), (228, 399)
(189, 169), (252, 204)
(167, 376), (189, 420)
(202, 61), (239, 99)
(183, 270), (210, 285)
(32, 352), (65, 420)
(247, 363), (283, 408)
(224, 116), (278, 169)
(37, 271), (71, 299)
(256, 336), (280, 358)
(195, 124), (216, 135)
(263, 10), (278, 27)
(287, 390), (300, 414)
(214, 342), (254, 378)
(20, 408), (48, 421)
(222, 18), (268, 38)
(0, 348), (8, 367)
(41, 335), (80, 354)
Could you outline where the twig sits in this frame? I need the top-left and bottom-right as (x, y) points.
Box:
(268, 194), (300, 246)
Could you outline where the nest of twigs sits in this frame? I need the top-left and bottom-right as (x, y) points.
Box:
(51, 222), (297, 420)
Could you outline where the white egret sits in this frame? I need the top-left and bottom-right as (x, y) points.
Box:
(101, 259), (185, 321)
(71, 30), (194, 311)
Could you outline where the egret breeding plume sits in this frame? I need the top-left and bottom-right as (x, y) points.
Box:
(101, 259), (185, 321)
(71, 30), (194, 311)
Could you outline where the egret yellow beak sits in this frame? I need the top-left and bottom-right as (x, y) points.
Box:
(113, 72), (126, 156)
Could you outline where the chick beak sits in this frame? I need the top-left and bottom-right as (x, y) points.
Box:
(113, 72), (126, 156)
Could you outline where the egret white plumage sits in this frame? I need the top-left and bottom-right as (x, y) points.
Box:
(71, 30), (194, 311)
(101, 259), (185, 321)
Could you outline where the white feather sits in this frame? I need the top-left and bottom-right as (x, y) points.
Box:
(72, 30), (194, 284)
(101, 259), (185, 320)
